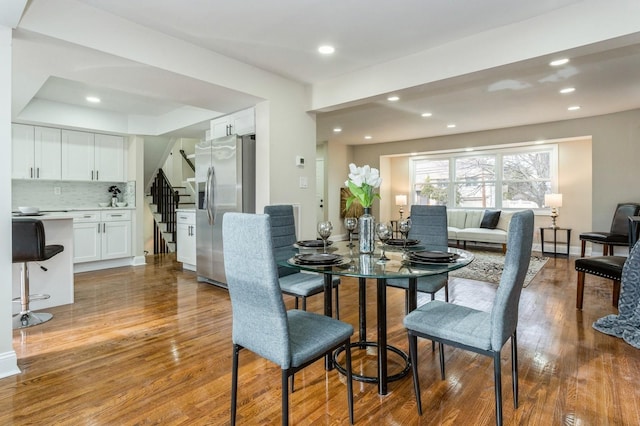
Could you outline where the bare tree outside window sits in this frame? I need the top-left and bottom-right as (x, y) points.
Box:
(411, 146), (555, 209)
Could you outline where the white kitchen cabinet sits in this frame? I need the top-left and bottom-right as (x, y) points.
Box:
(61, 130), (125, 181)
(210, 107), (255, 138)
(176, 211), (196, 270)
(12, 124), (62, 180)
(72, 210), (131, 263)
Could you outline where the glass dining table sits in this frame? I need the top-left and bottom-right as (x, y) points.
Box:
(279, 239), (474, 395)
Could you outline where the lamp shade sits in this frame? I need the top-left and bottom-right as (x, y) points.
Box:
(545, 193), (563, 208)
(395, 195), (407, 206)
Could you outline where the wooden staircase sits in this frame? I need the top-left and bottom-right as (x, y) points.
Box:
(147, 169), (195, 254)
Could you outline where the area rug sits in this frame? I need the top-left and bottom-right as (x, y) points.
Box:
(449, 250), (548, 288)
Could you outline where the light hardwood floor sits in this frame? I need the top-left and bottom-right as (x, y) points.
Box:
(1, 252), (639, 425)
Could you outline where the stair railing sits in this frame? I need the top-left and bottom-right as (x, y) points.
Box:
(150, 168), (179, 254)
(179, 149), (195, 172)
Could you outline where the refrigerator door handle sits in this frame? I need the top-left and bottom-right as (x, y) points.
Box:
(205, 167), (213, 225)
(209, 165), (217, 225)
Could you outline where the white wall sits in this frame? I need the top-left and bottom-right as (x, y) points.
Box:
(0, 25), (20, 378)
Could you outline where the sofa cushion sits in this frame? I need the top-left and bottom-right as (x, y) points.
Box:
(496, 211), (515, 232)
(480, 210), (501, 229)
(464, 210), (484, 228)
(447, 210), (467, 229)
(456, 228), (508, 244)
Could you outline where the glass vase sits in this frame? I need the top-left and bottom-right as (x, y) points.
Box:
(359, 207), (375, 254)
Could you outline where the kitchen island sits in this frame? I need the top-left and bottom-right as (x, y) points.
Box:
(12, 214), (75, 314)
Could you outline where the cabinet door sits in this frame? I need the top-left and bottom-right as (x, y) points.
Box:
(62, 130), (95, 181)
(95, 134), (125, 182)
(12, 123), (35, 179)
(211, 116), (232, 138)
(102, 221), (131, 260)
(232, 108), (255, 136)
(73, 222), (101, 263)
(176, 222), (190, 264)
(184, 227), (196, 265)
(34, 127), (62, 180)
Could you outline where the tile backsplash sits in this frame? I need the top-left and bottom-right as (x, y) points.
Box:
(12, 180), (136, 210)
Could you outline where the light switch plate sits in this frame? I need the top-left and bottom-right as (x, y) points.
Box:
(299, 176), (308, 188)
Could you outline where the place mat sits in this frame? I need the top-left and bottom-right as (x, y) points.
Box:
(295, 240), (333, 248)
(386, 238), (420, 246)
(293, 253), (342, 265)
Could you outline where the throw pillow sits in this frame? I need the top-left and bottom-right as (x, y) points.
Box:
(480, 210), (501, 229)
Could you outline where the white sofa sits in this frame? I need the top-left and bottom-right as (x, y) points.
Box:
(447, 209), (516, 253)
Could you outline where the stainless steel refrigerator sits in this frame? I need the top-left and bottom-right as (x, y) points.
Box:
(196, 134), (256, 287)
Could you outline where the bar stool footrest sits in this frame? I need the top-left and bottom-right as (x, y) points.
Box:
(12, 294), (51, 303)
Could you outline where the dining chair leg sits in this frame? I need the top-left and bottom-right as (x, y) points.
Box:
(231, 344), (240, 426)
(493, 351), (503, 426)
(438, 342), (445, 380)
(345, 341), (355, 424)
(511, 332), (518, 408)
(613, 279), (621, 308)
(581, 240), (586, 257)
(576, 271), (585, 309)
(282, 371), (289, 426)
(335, 285), (340, 320)
(294, 297), (299, 310)
(302, 297), (307, 311)
(408, 333), (423, 415)
(444, 280), (449, 302)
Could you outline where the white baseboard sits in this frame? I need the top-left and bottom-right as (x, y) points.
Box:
(131, 256), (147, 266)
(0, 351), (20, 379)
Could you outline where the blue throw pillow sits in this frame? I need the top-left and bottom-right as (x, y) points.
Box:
(480, 210), (501, 229)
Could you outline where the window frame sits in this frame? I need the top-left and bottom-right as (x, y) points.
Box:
(409, 143), (558, 210)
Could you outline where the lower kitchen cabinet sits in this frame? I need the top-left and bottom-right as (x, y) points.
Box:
(72, 210), (132, 263)
(176, 210), (196, 270)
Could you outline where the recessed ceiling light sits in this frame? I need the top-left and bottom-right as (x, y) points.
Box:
(364, 135), (372, 140)
(559, 87), (575, 94)
(535, 140), (546, 145)
(86, 96), (101, 103)
(333, 127), (342, 133)
(568, 105), (581, 111)
(421, 112), (432, 118)
(318, 45), (335, 55)
(387, 96), (399, 102)
(447, 124), (456, 128)
(550, 58), (569, 67)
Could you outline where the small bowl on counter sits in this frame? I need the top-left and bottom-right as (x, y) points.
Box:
(98, 203), (110, 207)
(116, 202), (127, 207)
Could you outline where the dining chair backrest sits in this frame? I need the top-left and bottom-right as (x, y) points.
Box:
(264, 205), (298, 278)
(490, 209), (534, 351)
(223, 212), (292, 368)
(408, 205), (448, 251)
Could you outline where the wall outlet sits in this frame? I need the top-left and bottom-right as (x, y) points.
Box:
(54, 187), (61, 195)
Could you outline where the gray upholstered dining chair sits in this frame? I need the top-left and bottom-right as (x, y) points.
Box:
(223, 212), (354, 425)
(403, 209), (534, 426)
(264, 205), (341, 317)
(387, 205), (449, 312)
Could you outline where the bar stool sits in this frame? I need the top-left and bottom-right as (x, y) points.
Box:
(12, 218), (64, 328)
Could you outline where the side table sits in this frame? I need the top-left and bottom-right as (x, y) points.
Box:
(540, 227), (571, 257)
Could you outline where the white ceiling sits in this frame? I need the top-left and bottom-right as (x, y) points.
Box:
(9, 0), (640, 143)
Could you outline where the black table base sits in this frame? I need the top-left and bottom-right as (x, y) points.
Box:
(332, 341), (410, 384)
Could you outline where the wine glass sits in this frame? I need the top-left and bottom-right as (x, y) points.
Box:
(398, 218), (412, 251)
(376, 222), (393, 262)
(344, 217), (358, 248)
(317, 221), (333, 253)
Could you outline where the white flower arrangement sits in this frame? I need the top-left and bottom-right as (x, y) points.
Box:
(344, 163), (382, 210)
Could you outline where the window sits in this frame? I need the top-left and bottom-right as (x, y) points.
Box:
(410, 145), (557, 209)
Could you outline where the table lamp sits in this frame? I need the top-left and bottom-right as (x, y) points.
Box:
(395, 194), (408, 219)
(545, 193), (563, 229)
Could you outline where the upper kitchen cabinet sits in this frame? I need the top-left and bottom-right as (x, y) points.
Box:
(210, 107), (255, 138)
(61, 130), (125, 182)
(12, 124), (62, 180)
